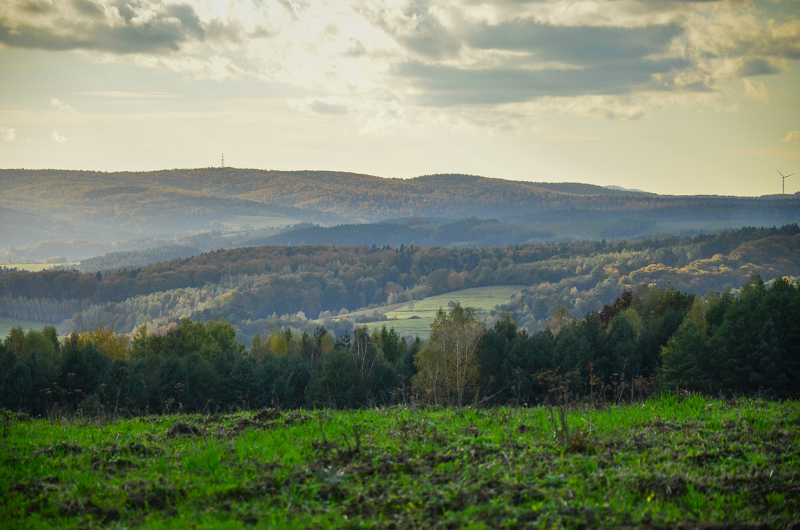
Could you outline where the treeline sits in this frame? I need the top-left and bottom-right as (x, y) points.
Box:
(0, 266), (20, 277)
(0, 320), (419, 415)
(1, 276), (798, 416)
(480, 276), (800, 403)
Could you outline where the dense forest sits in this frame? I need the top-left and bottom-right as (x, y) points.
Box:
(252, 218), (558, 247)
(1, 274), (797, 417)
(0, 224), (797, 344)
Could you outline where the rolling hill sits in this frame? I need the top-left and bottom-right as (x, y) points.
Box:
(1, 169), (797, 260)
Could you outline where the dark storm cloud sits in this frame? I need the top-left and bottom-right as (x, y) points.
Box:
(0, 0), (241, 54)
(17, 0), (55, 14)
(766, 36), (800, 61)
(310, 101), (350, 115)
(390, 19), (690, 105)
(459, 0), (724, 7)
(399, 24), (462, 59)
(396, 57), (691, 105)
(370, 0), (462, 59)
(71, 0), (104, 17)
(466, 22), (683, 65)
(737, 57), (784, 77)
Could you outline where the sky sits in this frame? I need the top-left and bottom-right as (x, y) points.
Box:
(0, 0), (799, 196)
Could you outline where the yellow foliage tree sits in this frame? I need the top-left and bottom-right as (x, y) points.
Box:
(412, 342), (445, 405)
(270, 332), (288, 356)
(76, 326), (130, 360)
(319, 332), (335, 355)
(547, 305), (574, 336)
(412, 302), (482, 407)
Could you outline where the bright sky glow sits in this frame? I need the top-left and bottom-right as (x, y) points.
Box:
(0, 0), (799, 196)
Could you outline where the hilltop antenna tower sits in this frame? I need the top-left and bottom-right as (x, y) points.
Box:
(221, 153), (225, 168)
(778, 169), (793, 194)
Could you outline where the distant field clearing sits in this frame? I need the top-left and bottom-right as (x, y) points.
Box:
(366, 285), (527, 337)
(0, 317), (64, 339)
(0, 262), (78, 272)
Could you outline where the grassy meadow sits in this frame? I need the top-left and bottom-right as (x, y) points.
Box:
(0, 263), (78, 272)
(2, 396), (798, 528)
(365, 286), (526, 337)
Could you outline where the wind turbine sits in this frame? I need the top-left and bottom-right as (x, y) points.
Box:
(778, 170), (794, 195)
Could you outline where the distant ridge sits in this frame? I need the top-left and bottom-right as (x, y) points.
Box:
(0, 168), (797, 256)
(411, 175), (651, 197)
(604, 185), (649, 194)
(526, 182), (653, 197)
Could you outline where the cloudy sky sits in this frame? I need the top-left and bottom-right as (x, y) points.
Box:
(0, 0), (798, 196)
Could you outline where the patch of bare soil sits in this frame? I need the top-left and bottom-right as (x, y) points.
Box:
(34, 442), (84, 456)
(59, 500), (120, 524)
(165, 421), (203, 437)
(123, 478), (186, 511)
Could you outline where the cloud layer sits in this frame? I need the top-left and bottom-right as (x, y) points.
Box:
(0, 0), (242, 54)
(1, 126), (17, 141)
(51, 98), (76, 112)
(783, 131), (800, 143)
(1, 0), (798, 126)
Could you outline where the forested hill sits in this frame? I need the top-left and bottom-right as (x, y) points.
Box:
(1, 169), (797, 232)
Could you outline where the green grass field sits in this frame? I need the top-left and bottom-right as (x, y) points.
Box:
(367, 286), (526, 337)
(0, 317), (63, 339)
(2, 396), (798, 528)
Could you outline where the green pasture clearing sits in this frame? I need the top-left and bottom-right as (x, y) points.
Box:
(0, 317), (63, 338)
(367, 286), (526, 337)
(2, 396), (798, 528)
(0, 262), (78, 272)
(366, 316), (437, 338)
